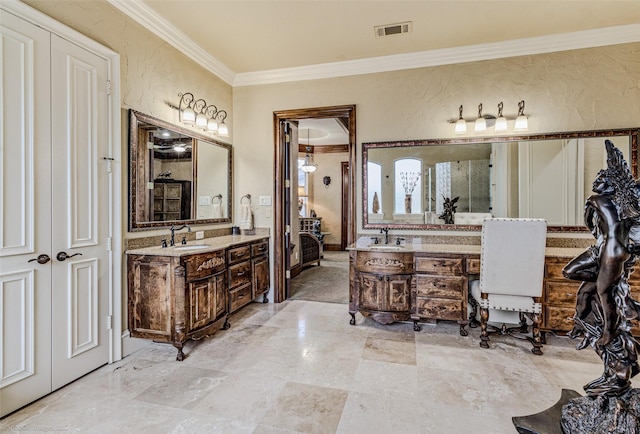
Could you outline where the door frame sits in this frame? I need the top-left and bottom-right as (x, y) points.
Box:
(4, 1), (123, 362)
(272, 105), (356, 303)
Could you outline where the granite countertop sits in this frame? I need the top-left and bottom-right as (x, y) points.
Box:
(348, 242), (584, 258)
(125, 234), (268, 257)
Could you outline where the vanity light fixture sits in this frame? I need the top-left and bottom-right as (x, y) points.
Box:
(494, 102), (508, 131)
(450, 100), (529, 134)
(454, 105), (467, 134)
(177, 92), (229, 136)
(300, 129), (318, 173)
(474, 103), (487, 132)
(514, 100), (529, 131)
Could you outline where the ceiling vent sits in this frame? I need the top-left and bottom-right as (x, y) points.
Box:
(374, 21), (412, 38)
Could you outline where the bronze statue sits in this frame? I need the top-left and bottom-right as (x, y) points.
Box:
(438, 196), (459, 225)
(562, 140), (640, 397)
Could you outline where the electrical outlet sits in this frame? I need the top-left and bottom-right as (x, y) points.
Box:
(259, 195), (272, 206)
(294, 251), (298, 260)
(195, 231), (205, 240)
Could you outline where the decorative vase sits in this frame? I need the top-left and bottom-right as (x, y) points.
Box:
(404, 194), (412, 213)
(372, 192), (380, 214)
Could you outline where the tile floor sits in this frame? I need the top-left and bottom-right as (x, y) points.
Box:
(1, 300), (635, 433)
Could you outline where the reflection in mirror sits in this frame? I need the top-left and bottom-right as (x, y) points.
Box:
(363, 129), (638, 231)
(129, 110), (232, 230)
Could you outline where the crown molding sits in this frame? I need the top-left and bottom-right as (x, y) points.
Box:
(234, 24), (640, 86)
(107, 0), (235, 85)
(106, 0), (640, 88)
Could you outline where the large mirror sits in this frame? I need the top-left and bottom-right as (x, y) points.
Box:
(129, 110), (232, 230)
(363, 128), (638, 232)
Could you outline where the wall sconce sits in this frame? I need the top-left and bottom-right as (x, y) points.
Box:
(323, 176), (331, 187)
(450, 100), (528, 134)
(177, 92), (229, 137)
(514, 100), (529, 131)
(454, 105), (467, 134)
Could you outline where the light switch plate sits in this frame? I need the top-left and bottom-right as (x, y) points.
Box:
(259, 195), (272, 206)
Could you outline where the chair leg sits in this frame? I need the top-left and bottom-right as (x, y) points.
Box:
(480, 306), (490, 348)
(530, 313), (543, 356)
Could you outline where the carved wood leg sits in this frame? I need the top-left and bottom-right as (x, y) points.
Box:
(222, 316), (230, 330)
(530, 312), (543, 356)
(480, 306), (490, 348)
(458, 320), (468, 336)
(173, 343), (185, 361)
(262, 291), (269, 303)
(518, 311), (528, 333)
(414, 320), (421, 332)
(468, 295), (480, 328)
(349, 312), (356, 325)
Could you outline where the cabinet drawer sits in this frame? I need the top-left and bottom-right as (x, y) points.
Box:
(414, 298), (463, 321)
(228, 245), (251, 264)
(545, 258), (570, 279)
(230, 284), (252, 313)
(416, 275), (465, 298)
(355, 252), (414, 274)
(546, 281), (579, 306)
(183, 250), (226, 281)
(229, 260), (252, 288)
(466, 258), (480, 274)
(415, 257), (463, 275)
(251, 240), (269, 257)
(545, 306), (575, 331)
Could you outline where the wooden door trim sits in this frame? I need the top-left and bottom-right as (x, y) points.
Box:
(273, 105), (356, 303)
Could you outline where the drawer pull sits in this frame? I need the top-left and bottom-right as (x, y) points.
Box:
(566, 293), (575, 297)
(237, 271), (245, 276)
(257, 246), (266, 251)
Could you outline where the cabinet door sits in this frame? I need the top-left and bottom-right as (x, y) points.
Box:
(252, 255), (270, 297)
(188, 271), (226, 331)
(385, 275), (412, 312)
(358, 273), (383, 311)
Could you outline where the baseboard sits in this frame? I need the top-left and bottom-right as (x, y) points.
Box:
(290, 263), (302, 278)
(323, 244), (342, 251)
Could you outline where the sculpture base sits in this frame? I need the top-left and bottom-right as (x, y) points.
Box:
(561, 388), (640, 434)
(512, 388), (580, 434)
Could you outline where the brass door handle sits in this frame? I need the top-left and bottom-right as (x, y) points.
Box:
(28, 254), (51, 264)
(56, 252), (83, 261)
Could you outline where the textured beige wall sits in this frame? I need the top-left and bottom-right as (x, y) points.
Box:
(233, 42), (640, 233)
(23, 0), (233, 239)
(310, 152), (349, 246)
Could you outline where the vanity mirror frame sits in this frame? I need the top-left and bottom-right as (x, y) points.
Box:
(363, 128), (639, 232)
(129, 109), (233, 230)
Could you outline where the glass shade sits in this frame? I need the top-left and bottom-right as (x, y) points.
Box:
(195, 113), (207, 128)
(218, 121), (229, 137)
(454, 118), (467, 134)
(207, 118), (218, 132)
(474, 117), (487, 132)
(494, 116), (508, 131)
(181, 107), (195, 125)
(514, 115), (529, 131)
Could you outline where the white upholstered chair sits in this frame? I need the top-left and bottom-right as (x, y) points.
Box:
(470, 218), (547, 355)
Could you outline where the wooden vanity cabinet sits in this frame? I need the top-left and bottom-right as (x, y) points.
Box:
(542, 256), (640, 336)
(228, 239), (270, 313)
(128, 249), (228, 361)
(411, 254), (470, 334)
(349, 250), (414, 325)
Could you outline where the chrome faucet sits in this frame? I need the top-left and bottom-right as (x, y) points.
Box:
(170, 224), (191, 246)
(380, 227), (390, 244)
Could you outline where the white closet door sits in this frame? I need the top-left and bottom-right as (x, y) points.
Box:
(50, 34), (109, 390)
(0, 11), (53, 416)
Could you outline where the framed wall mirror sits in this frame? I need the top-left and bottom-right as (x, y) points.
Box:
(129, 109), (232, 230)
(363, 128), (638, 232)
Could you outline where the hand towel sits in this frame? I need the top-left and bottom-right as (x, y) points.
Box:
(239, 203), (253, 230)
(211, 203), (222, 218)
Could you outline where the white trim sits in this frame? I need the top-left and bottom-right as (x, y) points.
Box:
(106, 0), (235, 85)
(234, 24), (640, 86)
(106, 0), (640, 87)
(2, 0), (123, 363)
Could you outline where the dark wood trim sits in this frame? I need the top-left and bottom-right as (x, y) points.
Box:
(290, 263), (302, 278)
(273, 105), (356, 303)
(341, 161), (349, 251)
(323, 243), (342, 251)
(301, 144), (349, 154)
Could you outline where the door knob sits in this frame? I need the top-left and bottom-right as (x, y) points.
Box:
(28, 254), (51, 264)
(56, 251), (83, 261)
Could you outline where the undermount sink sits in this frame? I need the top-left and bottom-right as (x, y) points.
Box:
(367, 244), (405, 250)
(173, 244), (210, 251)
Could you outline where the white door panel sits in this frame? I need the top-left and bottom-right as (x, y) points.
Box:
(50, 34), (109, 390)
(0, 11), (53, 417)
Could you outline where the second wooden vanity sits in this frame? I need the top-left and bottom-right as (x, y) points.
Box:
(127, 235), (269, 360)
(348, 242), (633, 337)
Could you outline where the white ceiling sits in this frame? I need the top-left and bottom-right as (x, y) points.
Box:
(109, 0), (640, 86)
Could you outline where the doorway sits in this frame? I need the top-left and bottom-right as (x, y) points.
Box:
(273, 105), (356, 303)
